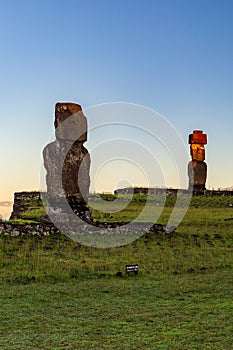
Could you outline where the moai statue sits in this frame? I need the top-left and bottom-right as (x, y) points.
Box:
(188, 130), (207, 194)
(43, 102), (92, 222)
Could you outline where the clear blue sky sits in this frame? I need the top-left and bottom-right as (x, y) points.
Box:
(1, 0), (233, 216)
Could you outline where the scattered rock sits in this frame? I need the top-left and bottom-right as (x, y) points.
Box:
(200, 266), (207, 271)
(187, 268), (195, 273)
(149, 224), (176, 234)
(116, 271), (123, 277)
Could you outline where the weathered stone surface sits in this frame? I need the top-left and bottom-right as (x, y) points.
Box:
(43, 140), (90, 202)
(62, 141), (90, 201)
(43, 102), (91, 221)
(188, 130), (208, 194)
(55, 102), (87, 142)
(10, 191), (41, 220)
(188, 160), (207, 193)
(0, 221), (61, 236)
(0, 221), (175, 237)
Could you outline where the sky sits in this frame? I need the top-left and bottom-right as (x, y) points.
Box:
(1, 0), (233, 218)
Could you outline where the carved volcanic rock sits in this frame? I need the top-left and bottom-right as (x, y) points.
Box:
(43, 102), (91, 221)
(62, 141), (90, 201)
(55, 102), (87, 142)
(43, 140), (90, 202)
(188, 160), (207, 193)
(188, 130), (208, 195)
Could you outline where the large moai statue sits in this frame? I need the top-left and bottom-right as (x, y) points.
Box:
(188, 130), (207, 194)
(43, 102), (91, 221)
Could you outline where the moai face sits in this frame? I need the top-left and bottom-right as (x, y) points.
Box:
(190, 143), (205, 161)
(189, 130), (207, 162)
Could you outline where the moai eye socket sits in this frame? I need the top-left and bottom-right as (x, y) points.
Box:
(190, 144), (205, 161)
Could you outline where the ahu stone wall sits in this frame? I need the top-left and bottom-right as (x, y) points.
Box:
(0, 221), (60, 237)
(10, 191), (42, 220)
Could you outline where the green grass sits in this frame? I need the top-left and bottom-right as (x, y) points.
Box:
(1, 194), (233, 348)
(13, 192), (233, 221)
(0, 274), (232, 349)
(7, 219), (38, 224)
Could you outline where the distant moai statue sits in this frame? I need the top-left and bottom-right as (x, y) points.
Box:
(43, 102), (91, 221)
(188, 130), (207, 194)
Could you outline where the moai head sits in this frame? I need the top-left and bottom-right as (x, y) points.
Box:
(189, 130), (207, 161)
(54, 102), (87, 142)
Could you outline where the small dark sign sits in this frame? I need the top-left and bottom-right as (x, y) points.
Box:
(126, 264), (138, 275)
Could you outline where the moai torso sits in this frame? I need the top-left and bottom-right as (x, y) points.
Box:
(188, 130), (207, 194)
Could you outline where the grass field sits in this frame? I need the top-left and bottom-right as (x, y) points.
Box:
(0, 194), (233, 349)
